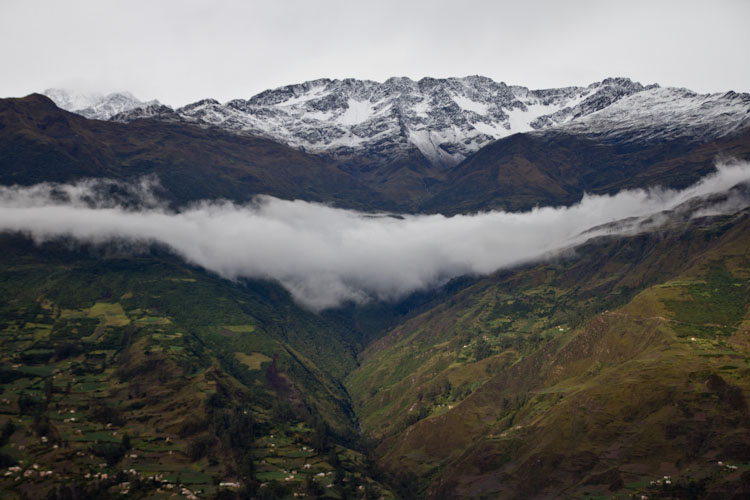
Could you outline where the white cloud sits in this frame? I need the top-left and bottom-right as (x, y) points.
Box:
(0, 161), (749, 310)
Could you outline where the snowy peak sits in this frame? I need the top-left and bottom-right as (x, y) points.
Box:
(560, 85), (750, 143)
(49, 77), (750, 169)
(43, 88), (159, 120)
(185, 75), (658, 167)
(529, 77), (651, 129)
(42, 88), (104, 112)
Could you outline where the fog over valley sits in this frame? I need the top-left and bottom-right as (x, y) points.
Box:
(1, 161), (749, 310)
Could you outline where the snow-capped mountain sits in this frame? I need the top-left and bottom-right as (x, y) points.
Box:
(43, 88), (105, 112)
(108, 76), (649, 167)
(70, 77), (750, 168)
(43, 88), (159, 121)
(559, 87), (750, 144)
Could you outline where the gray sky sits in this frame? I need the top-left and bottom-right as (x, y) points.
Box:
(1, 0), (748, 106)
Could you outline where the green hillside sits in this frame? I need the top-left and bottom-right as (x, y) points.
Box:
(346, 211), (750, 499)
(0, 236), (398, 499)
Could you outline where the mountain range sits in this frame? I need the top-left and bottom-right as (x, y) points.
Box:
(0, 76), (748, 499)
(45, 76), (750, 168)
(29, 78), (750, 213)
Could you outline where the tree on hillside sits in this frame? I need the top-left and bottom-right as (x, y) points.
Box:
(474, 337), (491, 361)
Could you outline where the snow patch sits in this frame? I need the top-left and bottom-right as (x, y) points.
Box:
(452, 95), (489, 115)
(505, 103), (561, 134)
(412, 100), (430, 118)
(337, 99), (376, 125)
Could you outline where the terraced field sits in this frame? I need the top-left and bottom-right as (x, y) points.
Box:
(0, 238), (397, 499)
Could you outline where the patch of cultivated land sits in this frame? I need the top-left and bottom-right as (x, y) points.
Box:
(0, 246), (398, 499)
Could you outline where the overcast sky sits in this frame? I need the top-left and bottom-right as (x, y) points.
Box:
(1, 0), (748, 106)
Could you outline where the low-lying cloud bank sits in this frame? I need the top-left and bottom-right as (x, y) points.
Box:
(1, 162), (750, 310)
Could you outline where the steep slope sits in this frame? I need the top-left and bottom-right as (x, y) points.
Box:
(346, 208), (750, 499)
(0, 94), (390, 210)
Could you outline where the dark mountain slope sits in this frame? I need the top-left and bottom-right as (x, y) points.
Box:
(0, 94), (390, 210)
(422, 128), (750, 214)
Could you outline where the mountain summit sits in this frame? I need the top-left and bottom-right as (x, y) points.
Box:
(43, 88), (159, 120)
